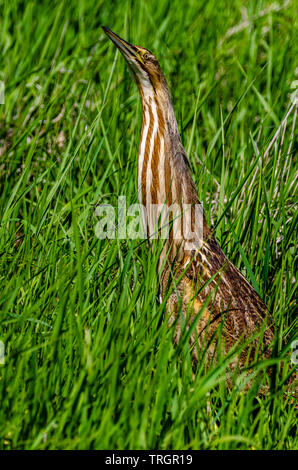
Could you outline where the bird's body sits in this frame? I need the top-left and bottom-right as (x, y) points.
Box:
(103, 27), (274, 372)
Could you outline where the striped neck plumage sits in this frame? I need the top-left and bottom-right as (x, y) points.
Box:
(137, 81), (180, 209)
(137, 80), (203, 254)
(101, 27), (204, 258)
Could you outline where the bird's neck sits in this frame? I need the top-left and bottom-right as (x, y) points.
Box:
(137, 85), (181, 208)
(137, 84), (204, 254)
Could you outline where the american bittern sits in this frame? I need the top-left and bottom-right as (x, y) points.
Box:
(103, 27), (275, 376)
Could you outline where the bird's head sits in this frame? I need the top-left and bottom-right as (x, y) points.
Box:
(102, 26), (165, 94)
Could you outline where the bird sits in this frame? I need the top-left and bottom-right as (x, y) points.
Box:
(102, 26), (275, 380)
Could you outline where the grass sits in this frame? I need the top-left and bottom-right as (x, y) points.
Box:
(0, 0), (297, 450)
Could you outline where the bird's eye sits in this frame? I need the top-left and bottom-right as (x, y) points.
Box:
(143, 52), (149, 60)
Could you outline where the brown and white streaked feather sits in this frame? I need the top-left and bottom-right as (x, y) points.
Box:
(102, 27), (283, 387)
(134, 51), (274, 372)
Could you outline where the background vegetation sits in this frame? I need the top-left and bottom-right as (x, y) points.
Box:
(0, 0), (297, 450)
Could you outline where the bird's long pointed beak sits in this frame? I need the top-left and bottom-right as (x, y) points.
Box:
(102, 26), (141, 62)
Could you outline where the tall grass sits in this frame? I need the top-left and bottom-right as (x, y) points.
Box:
(0, 0), (297, 450)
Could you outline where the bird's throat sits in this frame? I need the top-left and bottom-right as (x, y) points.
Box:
(137, 87), (203, 256)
